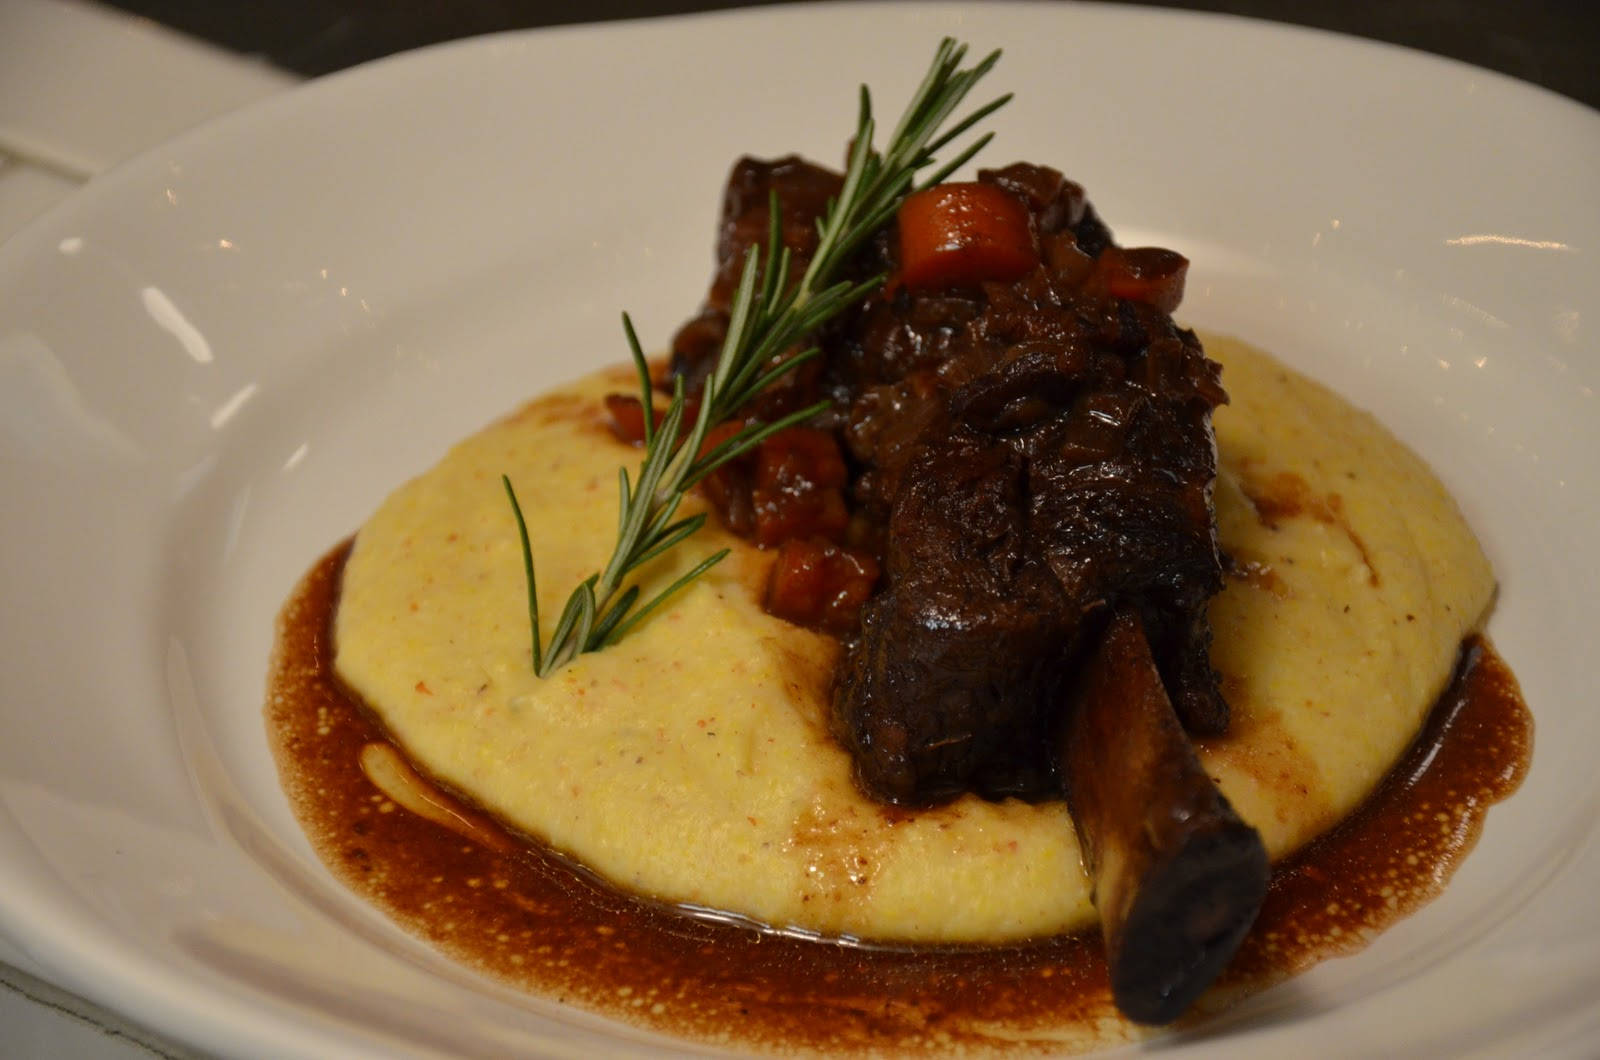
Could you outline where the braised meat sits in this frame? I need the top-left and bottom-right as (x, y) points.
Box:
(833, 425), (1073, 801)
(829, 167), (1230, 804)
(669, 155), (845, 419)
(669, 160), (1231, 803)
(663, 153), (1263, 1022)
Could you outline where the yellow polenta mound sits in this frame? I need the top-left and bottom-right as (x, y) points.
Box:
(333, 334), (1494, 943)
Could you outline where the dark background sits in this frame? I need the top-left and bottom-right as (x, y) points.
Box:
(103, 0), (1599, 110)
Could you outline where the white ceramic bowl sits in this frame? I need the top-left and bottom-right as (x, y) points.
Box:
(2, 3), (1597, 1055)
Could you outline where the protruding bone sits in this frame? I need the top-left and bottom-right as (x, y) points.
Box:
(1060, 607), (1269, 1024)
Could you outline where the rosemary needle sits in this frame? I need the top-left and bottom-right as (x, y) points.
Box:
(506, 38), (1008, 676)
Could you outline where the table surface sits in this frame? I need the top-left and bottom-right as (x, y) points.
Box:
(0, 1), (1594, 1056)
(101, 0), (1600, 110)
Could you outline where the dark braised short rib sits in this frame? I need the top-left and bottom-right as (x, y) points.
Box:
(833, 254), (1232, 804)
(665, 155), (1267, 1022)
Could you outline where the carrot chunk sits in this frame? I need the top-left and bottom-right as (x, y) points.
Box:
(766, 538), (881, 632)
(604, 394), (650, 445)
(604, 393), (704, 446)
(750, 427), (850, 546)
(1092, 246), (1189, 313)
(896, 182), (1039, 291)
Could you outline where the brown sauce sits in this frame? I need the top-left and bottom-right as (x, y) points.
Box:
(266, 542), (1532, 1055)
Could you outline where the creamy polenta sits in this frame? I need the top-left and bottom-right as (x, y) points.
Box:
(332, 334), (1494, 944)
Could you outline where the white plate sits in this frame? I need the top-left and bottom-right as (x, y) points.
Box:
(2, 3), (1597, 1056)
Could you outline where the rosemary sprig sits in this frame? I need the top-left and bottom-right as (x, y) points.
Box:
(505, 38), (1008, 676)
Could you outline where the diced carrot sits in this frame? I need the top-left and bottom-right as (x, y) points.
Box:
(1092, 246), (1189, 313)
(604, 394), (650, 445)
(697, 419), (746, 461)
(896, 182), (1039, 291)
(603, 394), (704, 447)
(695, 424), (854, 549)
(750, 427), (850, 546)
(696, 419), (755, 536)
(767, 539), (828, 625)
(766, 538), (880, 632)
(819, 546), (881, 630)
(752, 428), (848, 493)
